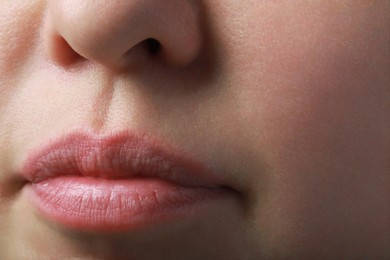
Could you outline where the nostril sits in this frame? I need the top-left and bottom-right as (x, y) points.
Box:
(50, 34), (84, 66)
(119, 38), (162, 69)
(145, 38), (161, 55)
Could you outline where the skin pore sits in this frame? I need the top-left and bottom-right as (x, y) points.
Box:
(0, 0), (389, 259)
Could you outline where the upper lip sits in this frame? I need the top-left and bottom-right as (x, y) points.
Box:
(21, 129), (224, 188)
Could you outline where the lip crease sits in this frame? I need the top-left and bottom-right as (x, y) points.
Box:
(20, 129), (234, 232)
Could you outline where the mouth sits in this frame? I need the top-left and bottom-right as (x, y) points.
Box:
(21, 129), (236, 232)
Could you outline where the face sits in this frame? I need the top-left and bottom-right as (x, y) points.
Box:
(0, 0), (389, 259)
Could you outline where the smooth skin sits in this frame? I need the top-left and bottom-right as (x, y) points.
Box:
(0, 0), (389, 259)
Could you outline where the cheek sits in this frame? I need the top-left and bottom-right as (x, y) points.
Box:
(214, 1), (389, 254)
(0, 1), (44, 114)
(0, 1), (43, 76)
(218, 0), (389, 175)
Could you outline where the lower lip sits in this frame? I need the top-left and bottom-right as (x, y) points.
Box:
(26, 176), (230, 232)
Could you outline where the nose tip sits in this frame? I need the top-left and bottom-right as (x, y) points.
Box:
(47, 0), (203, 70)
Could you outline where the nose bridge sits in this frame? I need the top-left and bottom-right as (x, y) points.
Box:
(47, 0), (203, 70)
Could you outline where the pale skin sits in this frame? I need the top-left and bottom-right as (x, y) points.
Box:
(0, 0), (389, 259)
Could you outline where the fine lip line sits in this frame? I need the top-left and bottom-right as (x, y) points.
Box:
(20, 129), (228, 189)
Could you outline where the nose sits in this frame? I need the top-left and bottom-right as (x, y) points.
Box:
(46, 0), (203, 70)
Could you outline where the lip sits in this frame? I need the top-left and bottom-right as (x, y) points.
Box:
(21, 129), (234, 232)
